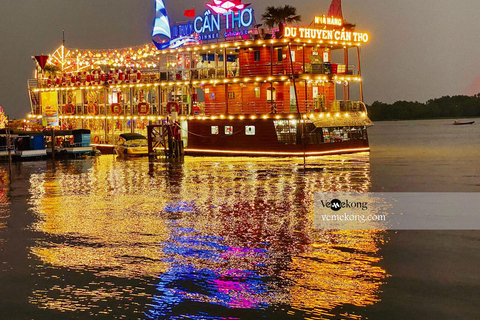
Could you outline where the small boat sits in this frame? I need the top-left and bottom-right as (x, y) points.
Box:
(453, 120), (475, 125)
(14, 134), (47, 159)
(115, 133), (149, 157)
(46, 129), (94, 157)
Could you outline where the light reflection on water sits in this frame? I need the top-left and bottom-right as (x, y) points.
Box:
(26, 154), (386, 319)
(0, 167), (9, 248)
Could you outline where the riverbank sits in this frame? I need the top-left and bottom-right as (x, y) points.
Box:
(367, 95), (480, 121)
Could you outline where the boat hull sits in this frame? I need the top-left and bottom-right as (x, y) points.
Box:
(454, 120), (475, 125)
(114, 146), (149, 157)
(185, 119), (369, 157)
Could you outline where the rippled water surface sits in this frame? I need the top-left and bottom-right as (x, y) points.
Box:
(0, 119), (479, 319)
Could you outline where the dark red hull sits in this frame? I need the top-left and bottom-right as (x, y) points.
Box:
(185, 119), (369, 156)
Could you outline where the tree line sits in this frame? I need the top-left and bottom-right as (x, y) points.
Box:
(366, 94), (480, 121)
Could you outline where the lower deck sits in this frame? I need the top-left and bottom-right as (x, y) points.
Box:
(185, 118), (369, 156)
(95, 118), (370, 156)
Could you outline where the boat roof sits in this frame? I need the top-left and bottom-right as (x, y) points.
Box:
(119, 133), (147, 140)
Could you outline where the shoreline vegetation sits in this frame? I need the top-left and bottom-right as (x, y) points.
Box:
(366, 94), (480, 121)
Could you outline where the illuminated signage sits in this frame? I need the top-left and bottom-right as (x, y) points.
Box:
(152, 0), (254, 48)
(171, 22), (193, 38)
(206, 0), (249, 14)
(152, 0), (200, 49)
(284, 27), (369, 43)
(41, 92), (59, 127)
(194, 8), (254, 40)
(314, 15), (343, 26)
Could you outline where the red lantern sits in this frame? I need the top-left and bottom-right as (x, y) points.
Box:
(110, 103), (123, 115)
(137, 102), (150, 115)
(166, 101), (179, 114)
(64, 104), (75, 115)
(87, 103), (98, 115)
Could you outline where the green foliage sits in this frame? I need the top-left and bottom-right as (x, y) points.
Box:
(262, 5), (301, 36)
(367, 95), (480, 121)
(42, 64), (61, 77)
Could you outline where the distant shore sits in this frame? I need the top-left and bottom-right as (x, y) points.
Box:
(367, 94), (480, 121)
(370, 116), (479, 122)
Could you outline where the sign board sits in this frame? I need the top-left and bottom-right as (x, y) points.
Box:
(284, 27), (369, 43)
(40, 92), (58, 127)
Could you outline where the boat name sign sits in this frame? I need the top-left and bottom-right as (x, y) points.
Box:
(284, 27), (369, 43)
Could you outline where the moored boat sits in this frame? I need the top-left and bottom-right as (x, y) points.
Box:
(14, 134), (47, 159)
(45, 129), (94, 157)
(114, 133), (149, 157)
(453, 120), (475, 125)
(27, 0), (374, 157)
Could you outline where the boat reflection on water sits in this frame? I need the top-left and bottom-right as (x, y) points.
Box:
(0, 166), (10, 244)
(27, 154), (387, 319)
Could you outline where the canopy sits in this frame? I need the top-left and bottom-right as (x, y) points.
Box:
(310, 112), (374, 128)
(119, 133), (147, 140)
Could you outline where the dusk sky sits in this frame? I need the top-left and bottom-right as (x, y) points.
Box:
(1, 0), (480, 119)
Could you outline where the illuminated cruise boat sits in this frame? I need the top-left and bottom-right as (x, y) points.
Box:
(27, 0), (373, 156)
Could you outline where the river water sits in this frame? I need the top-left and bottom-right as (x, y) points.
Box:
(0, 119), (479, 319)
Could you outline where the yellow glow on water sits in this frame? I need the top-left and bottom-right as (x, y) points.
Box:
(26, 153), (385, 318)
(0, 167), (10, 236)
(285, 230), (387, 315)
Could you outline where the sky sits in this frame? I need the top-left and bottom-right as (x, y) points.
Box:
(1, 0), (480, 119)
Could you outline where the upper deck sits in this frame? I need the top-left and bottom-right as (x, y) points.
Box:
(28, 1), (371, 128)
(30, 37), (363, 88)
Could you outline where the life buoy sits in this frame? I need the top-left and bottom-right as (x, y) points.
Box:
(64, 104), (75, 115)
(132, 70), (141, 82)
(87, 103), (98, 115)
(166, 101), (179, 114)
(110, 103), (123, 115)
(93, 135), (100, 144)
(138, 102), (150, 115)
(90, 70), (99, 85)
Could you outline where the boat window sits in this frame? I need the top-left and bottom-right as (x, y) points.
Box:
(273, 120), (297, 144)
(277, 48), (283, 62)
(254, 87), (260, 98)
(267, 87), (276, 102)
(126, 139), (148, 147)
(245, 126), (255, 135)
(225, 126), (233, 135)
(228, 92), (235, 99)
(254, 51), (261, 62)
(320, 127), (367, 143)
(211, 126), (219, 135)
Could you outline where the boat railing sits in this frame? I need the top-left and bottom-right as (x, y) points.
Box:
(32, 61), (358, 89)
(333, 100), (367, 112)
(201, 100), (366, 115)
(304, 63), (356, 75)
(159, 62), (356, 81)
(63, 142), (90, 148)
(58, 102), (161, 117)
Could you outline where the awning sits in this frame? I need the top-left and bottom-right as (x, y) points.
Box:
(309, 112), (374, 128)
